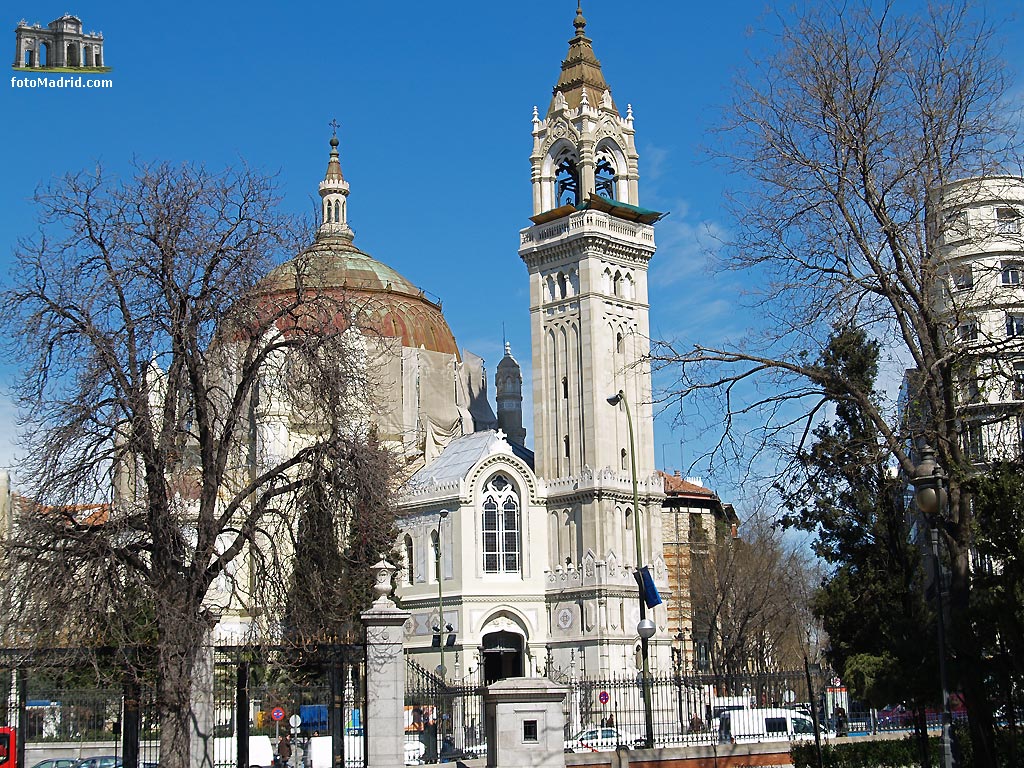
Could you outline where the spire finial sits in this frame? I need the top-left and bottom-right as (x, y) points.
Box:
(329, 118), (340, 137)
(574, 1), (586, 36)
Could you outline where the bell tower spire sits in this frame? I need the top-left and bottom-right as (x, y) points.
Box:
(318, 122), (353, 242)
(529, 3), (640, 215)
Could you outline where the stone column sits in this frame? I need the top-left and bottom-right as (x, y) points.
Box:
(361, 558), (411, 768)
(190, 616), (218, 768)
(483, 678), (567, 768)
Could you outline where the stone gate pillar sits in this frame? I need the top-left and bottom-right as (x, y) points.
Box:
(483, 678), (567, 768)
(361, 558), (411, 768)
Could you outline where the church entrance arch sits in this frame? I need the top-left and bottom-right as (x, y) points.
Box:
(481, 630), (523, 684)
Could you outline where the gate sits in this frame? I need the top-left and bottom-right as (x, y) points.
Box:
(404, 659), (485, 763)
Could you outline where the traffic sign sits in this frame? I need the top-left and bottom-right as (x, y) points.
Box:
(598, 690), (609, 705)
(270, 707), (285, 722)
(289, 714), (302, 728)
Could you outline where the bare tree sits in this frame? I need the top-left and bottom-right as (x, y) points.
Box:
(654, 2), (1019, 760)
(0, 162), (396, 768)
(691, 515), (815, 677)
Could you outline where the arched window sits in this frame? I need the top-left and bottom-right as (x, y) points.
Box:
(616, 332), (623, 354)
(404, 534), (415, 585)
(431, 530), (440, 582)
(621, 448), (628, 470)
(333, 199), (341, 223)
(558, 272), (568, 299)
(595, 152), (616, 199)
(556, 156), (580, 207)
(481, 474), (521, 574)
(562, 376), (569, 399)
(612, 271), (622, 297)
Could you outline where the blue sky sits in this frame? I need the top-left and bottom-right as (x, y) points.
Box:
(3, 1), (1023, 509)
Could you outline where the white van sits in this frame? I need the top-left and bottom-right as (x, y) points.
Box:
(213, 735), (274, 768)
(718, 708), (817, 744)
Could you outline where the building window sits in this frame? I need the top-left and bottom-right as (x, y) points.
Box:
(950, 264), (974, 291)
(1001, 261), (1022, 286)
(958, 366), (981, 404)
(404, 535), (414, 585)
(481, 474), (521, 574)
(1007, 314), (1024, 338)
(522, 720), (538, 743)
(620, 448), (628, 470)
(945, 211), (970, 241)
(964, 422), (985, 462)
(1014, 362), (1024, 400)
(562, 376), (568, 399)
(997, 207), (1021, 235)
(430, 530), (440, 582)
(957, 321), (979, 342)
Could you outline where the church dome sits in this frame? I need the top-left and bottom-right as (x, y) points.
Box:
(255, 138), (459, 358)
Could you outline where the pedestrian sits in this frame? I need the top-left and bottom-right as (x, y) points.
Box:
(278, 734), (292, 768)
(835, 706), (848, 736)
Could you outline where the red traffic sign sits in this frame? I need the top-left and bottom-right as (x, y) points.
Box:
(598, 691), (610, 704)
(271, 707), (285, 722)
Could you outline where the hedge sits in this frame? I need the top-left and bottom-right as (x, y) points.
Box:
(791, 736), (936, 768)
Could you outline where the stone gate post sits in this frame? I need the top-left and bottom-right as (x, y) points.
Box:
(361, 558), (410, 768)
(483, 677), (568, 768)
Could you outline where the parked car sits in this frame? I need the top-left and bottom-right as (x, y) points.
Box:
(70, 757), (122, 768)
(563, 726), (640, 752)
(30, 760), (77, 768)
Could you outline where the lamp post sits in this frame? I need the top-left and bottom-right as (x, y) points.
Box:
(433, 509), (451, 679)
(607, 389), (655, 749)
(911, 445), (956, 768)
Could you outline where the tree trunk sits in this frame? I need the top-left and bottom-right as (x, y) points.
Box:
(157, 609), (205, 768)
(948, 520), (997, 767)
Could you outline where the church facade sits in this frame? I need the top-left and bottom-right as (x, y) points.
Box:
(395, 6), (671, 684)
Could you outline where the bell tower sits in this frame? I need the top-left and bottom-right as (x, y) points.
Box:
(520, 5), (668, 677)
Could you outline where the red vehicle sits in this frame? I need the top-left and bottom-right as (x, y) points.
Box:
(877, 696), (967, 729)
(0, 726), (16, 768)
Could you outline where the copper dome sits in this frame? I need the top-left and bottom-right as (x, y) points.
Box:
(257, 234), (459, 358)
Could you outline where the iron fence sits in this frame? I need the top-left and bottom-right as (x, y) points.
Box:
(0, 644), (367, 768)
(403, 658), (835, 759)
(558, 668), (828, 748)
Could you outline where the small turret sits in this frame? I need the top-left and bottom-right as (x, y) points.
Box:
(495, 342), (527, 446)
(318, 127), (353, 242)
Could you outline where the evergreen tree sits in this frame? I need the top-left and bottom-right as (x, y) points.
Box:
(781, 327), (935, 719)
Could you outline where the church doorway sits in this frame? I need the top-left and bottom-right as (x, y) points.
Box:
(481, 631), (524, 684)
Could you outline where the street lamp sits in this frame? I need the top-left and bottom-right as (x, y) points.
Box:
(606, 389), (655, 749)
(911, 445), (957, 768)
(433, 509), (452, 679)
